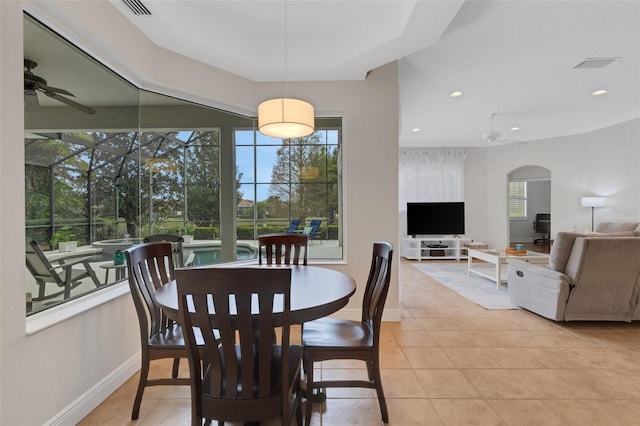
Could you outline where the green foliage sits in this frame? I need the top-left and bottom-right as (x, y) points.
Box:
(51, 227), (75, 247)
(25, 128), (340, 249)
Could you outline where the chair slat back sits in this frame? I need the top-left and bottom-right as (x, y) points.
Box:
(176, 267), (292, 403)
(125, 242), (176, 338)
(307, 219), (322, 237)
(144, 234), (185, 267)
(362, 242), (393, 331)
(535, 214), (551, 232)
(258, 233), (308, 266)
(26, 239), (62, 283)
(285, 219), (301, 233)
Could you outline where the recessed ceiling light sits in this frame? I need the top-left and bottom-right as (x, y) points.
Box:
(592, 89), (608, 96)
(450, 91), (463, 98)
(510, 127), (520, 131)
(412, 128), (421, 132)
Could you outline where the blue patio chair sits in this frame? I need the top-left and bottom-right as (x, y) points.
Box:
(303, 219), (323, 244)
(285, 218), (301, 233)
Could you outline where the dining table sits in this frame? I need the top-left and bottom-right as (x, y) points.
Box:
(154, 264), (357, 324)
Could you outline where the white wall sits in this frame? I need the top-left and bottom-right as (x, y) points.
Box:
(464, 118), (640, 249)
(1, 2), (399, 424)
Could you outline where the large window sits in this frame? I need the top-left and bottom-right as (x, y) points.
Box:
(235, 122), (341, 258)
(23, 13), (343, 315)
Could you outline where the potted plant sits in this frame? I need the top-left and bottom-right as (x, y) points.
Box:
(51, 228), (78, 252)
(183, 224), (196, 243)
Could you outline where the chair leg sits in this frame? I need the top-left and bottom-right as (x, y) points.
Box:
(296, 389), (303, 426)
(63, 282), (72, 299)
(172, 357), (180, 378)
(131, 355), (150, 420)
(371, 359), (388, 423)
(304, 359), (314, 426)
(37, 281), (46, 300)
(63, 267), (74, 299)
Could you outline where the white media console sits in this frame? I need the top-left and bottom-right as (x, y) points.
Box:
(402, 236), (471, 261)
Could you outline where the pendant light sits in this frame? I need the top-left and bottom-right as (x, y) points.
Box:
(258, 0), (315, 138)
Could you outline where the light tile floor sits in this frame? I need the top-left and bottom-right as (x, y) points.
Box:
(79, 258), (640, 425)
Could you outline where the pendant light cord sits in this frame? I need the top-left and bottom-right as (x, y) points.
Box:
(284, 0), (288, 99)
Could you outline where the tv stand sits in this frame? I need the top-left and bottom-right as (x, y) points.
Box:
(402, 236), (471, 261)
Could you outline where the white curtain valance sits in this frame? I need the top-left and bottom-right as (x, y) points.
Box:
(399, 148), (467, 210)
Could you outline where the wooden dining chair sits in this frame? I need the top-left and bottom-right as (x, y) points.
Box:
(144, 233), (185, 267)
(302, 241), (393, 425)
(176, 267), (303, 426)
(259, 233), (309, 266)
(125, 242), (192, 420)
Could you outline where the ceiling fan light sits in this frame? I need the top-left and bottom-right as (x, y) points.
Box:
(258, 98), (315, 138)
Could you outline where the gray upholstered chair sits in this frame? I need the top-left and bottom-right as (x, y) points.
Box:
(508, 232), (640, 321)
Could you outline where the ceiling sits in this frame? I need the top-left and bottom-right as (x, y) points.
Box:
(25, 0), (640, 148)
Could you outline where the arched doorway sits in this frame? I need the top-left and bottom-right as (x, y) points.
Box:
(507, 166), (551, 253)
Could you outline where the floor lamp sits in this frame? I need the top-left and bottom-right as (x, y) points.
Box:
(581, 197), (605, 231)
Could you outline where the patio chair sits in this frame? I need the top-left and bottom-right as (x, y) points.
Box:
(26, 238), (101, 301)
(143, 234), (184, 267)
(302, 241), (393, 424)
(285, 218), (301, 233)
(303, 219), (323, 244)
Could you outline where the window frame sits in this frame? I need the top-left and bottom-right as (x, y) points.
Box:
(508, 180), (528, 219)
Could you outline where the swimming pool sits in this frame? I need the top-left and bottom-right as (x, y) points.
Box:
(188, 245), (256, 266)
(86, 241), (256, 265)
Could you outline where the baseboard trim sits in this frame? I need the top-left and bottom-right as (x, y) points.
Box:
(44, 352), (140, 426)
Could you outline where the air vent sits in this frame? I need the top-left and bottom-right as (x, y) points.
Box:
(574, 57), (619, 69)
(121, 0), (152, 16)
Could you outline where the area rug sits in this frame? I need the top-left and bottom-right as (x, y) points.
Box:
(412, 263), (520, 310)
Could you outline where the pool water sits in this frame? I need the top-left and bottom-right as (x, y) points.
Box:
(191, 246), (256, 266)
(85, 243), (256, 266)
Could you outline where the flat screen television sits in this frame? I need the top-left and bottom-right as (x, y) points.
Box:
(407, 202), (465, 236)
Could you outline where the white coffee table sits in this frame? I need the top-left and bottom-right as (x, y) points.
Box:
(467, 248), (550, 290)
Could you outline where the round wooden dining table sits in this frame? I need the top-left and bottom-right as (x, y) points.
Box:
(154, 264), (356, 324)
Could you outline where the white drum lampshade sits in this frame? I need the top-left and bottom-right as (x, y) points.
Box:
(581, 196), (606, 231)
(580, 197), (605, 208)
(258, 98), (315, 138)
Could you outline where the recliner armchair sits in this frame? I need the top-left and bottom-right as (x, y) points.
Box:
(508, 232), (640, 321)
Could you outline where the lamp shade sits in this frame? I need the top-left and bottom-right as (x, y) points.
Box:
(581, 197), (605, 207)
(258, 98), (315, 138)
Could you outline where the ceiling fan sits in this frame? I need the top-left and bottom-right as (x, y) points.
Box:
(24, 59), (96, 115)
(481, 113), (517, 145)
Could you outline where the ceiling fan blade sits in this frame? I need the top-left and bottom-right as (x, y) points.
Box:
(24, 93), (40, 112)
(40, 84), (74, 97)
(44, 91), (96, 115)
